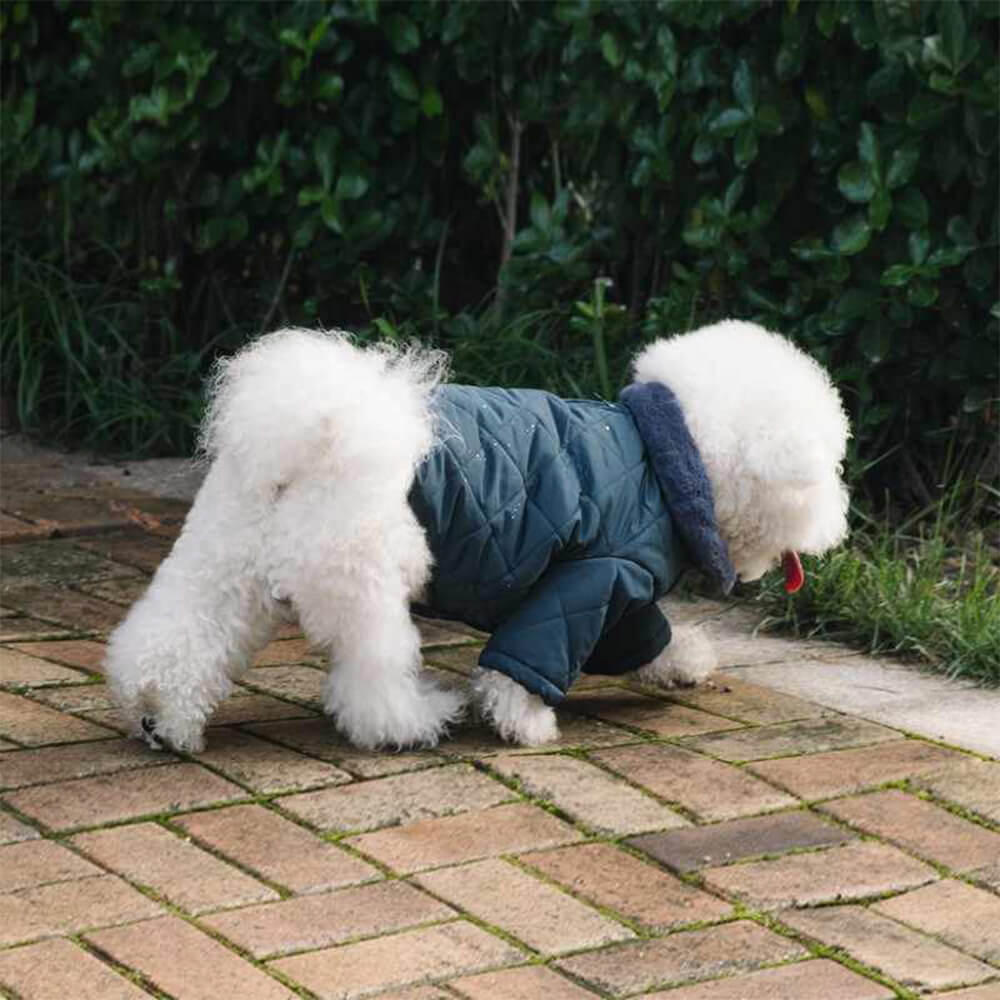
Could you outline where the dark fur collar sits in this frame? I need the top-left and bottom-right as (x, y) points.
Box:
(619, 381), (737, 594)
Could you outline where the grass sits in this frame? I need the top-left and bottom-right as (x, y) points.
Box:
(754, 482), (1000, 686)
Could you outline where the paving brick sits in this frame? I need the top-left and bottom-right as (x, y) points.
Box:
(683, 716), (899, 761)
(451, 964), (601, 999)
(375, 989), (456, 1000)
(247, 717), (445, 777)
(30, 682), (117, 714)
(519, 842), (731, 930)
(702, 841), (938, 911)
(567, 688), (741, 737)
(10, 639), (108, 672)
(0, 809), (39, 843)
(628, 810), (854, 873)
(436, 714), (635, 759)
(418, 620), (481, 648)
(0, 647), (90, 687)
(749, 738), (967, 799)
(87, 915), (296, 1000)
(280, 763), (513, 833)
(271, 921), (523, 1000)
(0, 737), (171, 791)
(0, 874), (161, 946)
(821, 789), (1000, 873)
(0, 690), (114, 745)
(72, 821), (279, 914)
(591, 743), (796, 821)
(1, 584), (126, 632)
(347, 802), (582, 873)
(0, 512), (51, 542)
(417, 858), (633, 955)
(912, 756), (1000, 823)
(662, 676), (826, 725)
(204, 692), (316, 727)
(194, 728), (352, 793)
(238, 665), (324, 705)
(253, 638), (323, 665)
(0, 937), (149, 1000)
(781, 905), (997, 991)
(423, 644), (483, 675)
(175, 803), (378, 893)
(932, 986), (1000, 999)
(489, 753), (688, 835)
(0, 616), (73, 641)
(557, 920), (807, 996)
(0, 539), (139, 584)
(639, 959), (894, 1000)
(75, 575), (149, 607)
(203, 880), (453, 958)
(73, 530), (173, 572)
(873, 880), (1000, 963)
(0, 838), (101, 892)
(5, 761), (247, 830)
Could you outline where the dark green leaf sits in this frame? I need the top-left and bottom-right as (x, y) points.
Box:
(939, 1), (967, 72)
(316, 74), (344, 102)
(709, 108), (751, 136)
(388, 63), (419, 102)
(733, 59), (756, 112)
(886, 143), (919, 190)
(832, 213), (872, 255)
(895, 187), (929, 228)
(869, 188), (892, 231)
(857, 122), (880, 176)
(335, 173), (368, 201)
(385, 14), (420, 54)
(881, 264), (914, 287)
(600, 32), (622, 68)
(734, 128), (758, 168)
(837, 161), (876, 203)
(908, 231), (930, 266)
(420, 87), (443, 118)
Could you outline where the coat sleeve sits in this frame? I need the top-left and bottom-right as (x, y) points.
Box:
(477, 557), (657, 705)
(581, 602), (671, 676)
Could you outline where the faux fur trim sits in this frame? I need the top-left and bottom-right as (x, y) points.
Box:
(619, 381), (737, 594)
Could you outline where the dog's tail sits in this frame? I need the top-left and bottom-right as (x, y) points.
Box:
(200, 328), (446, 500)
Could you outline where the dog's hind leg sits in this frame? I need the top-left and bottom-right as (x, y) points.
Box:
(274, 500), (465, 750)
(104, 459), (277, 752)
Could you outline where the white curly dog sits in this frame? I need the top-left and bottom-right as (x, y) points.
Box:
(105, 320), (849, 752)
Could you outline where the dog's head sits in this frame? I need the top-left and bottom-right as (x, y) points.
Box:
(633, 320), (850, 591)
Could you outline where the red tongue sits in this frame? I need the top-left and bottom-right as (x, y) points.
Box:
(783, 551), (804, 593)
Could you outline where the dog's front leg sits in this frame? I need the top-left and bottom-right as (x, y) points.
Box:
(104, 459), (276, 752)
(634, 624), (718, 689)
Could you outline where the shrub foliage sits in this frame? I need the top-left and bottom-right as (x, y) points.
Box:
(2, 0), (997, 484)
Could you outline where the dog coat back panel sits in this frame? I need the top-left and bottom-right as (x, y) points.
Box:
(408, 385), (686, 696)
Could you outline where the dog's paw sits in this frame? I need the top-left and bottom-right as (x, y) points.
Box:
(472, 668), (560, 746)
(136, 714), (206, 754)
(636, 624), (718, 689)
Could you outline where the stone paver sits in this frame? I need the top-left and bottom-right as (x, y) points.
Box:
(1, 874), (161, 946)
(175, 803), (379, 893)
(271, 922), (523, 1000)
(5, 761), (247, 830)
(0, 690), (114, 745)
(451, 965), (601, 999)
(519, 842), (731, 929)
(683, 715), (900, 761)
(203, 880), (455, 959)
(3, 456), (997, 1000)
(820, 788), (1000, 873)
(417, 858), (634, 954)
(280, 762), (513, 833)
(347, 802), (582, 873)
(567, 688), (742, 737)
(0, 937), (149, 1000)
(912, 756), (1000, 823)
(490, 752), (688, 834)
(639, 959), (896, 1000)
(591, 743), (797, 820)
(10, 638), (108, 671)
(557, 921), (807, 996)
(629, 809), (854, 872)
(0, 737), (173, 790)
(781, 905), (997, 992)
(193, 727), (353, 793)
(873, 880), (1000, 963)
(749, 738), (968, 798)
(0, 647), (90, 687)
(71, 821), (279, 914)
(87, 915), (297, 1000)
(701, 840), (938, 911)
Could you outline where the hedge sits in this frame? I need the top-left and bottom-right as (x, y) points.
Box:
(2, 0), (997, 495)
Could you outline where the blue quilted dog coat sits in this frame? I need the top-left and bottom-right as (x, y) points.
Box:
(408, 382), (736, 705)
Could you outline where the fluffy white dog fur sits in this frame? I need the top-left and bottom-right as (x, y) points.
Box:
(105, 320), (849, 752)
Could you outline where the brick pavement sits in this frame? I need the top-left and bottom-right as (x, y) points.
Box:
(0, 456), (998, 999)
